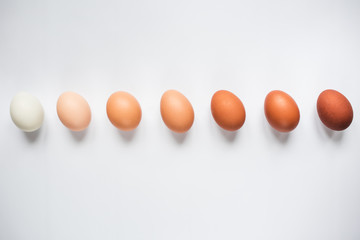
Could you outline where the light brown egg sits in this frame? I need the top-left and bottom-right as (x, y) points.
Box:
(106, 91), (142, 131)
(160, 90), (194, 133)
(211, 90), (246, 131)
(264, 90), (300, 132)
(317, 89), (353, 131)
(57, 91), (91, 131)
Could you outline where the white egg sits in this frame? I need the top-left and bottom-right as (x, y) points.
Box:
(10, 92), (44, 132)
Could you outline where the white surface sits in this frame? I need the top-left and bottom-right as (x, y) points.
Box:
(1, 0), (360, 239)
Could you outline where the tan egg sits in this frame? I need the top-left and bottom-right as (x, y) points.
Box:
(106, 91), (142, 131)
(211, 90), (246, 131)
(317, 89), (353, 131)
(160, 90), (194, 133)
(264, 90), (300, 132)
(57, 91), (91, 131)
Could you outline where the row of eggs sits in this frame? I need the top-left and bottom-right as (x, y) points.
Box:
(10, 89), (353, 134)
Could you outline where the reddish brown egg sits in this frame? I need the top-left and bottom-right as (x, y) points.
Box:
(211, 90), (246, 131)
(160, 90), (194, 133)
(317, 89), (353, 131)
(264, 90), (300, 132)
(106, 91), (142, 131)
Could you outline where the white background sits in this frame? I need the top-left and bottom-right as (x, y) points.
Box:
(1, 0), (360, 239)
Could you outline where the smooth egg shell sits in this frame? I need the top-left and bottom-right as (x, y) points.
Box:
(264, 90), (300, 132)
(211, 90), (246, 131)
(57, 91), (91, 131)
(106, 91), (142, 131)
(10, 92), (44, 132)
(317, 89), (353, 131)
(160, 90), (194, 133)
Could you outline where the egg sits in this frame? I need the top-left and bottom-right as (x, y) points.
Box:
(317, 89), (353, 131)
(57, 91), (91, 131)
(211, 90), (246, 131)
(264, 90), (300, 132)
(106, 91), (142, 131)
(160, 90), (194, 133)
(10, 92), (44, 132)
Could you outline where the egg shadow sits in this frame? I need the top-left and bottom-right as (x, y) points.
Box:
(171, 131), (188, 144)
(24, 128), (42, 143)
(313, 109), (344, 142)
(209, 111), (238, 142)
(262, 115), (290, 144)
(70, 128), (88, 142)
(218, 126), (238, 142)
(118, 128), (137, 142)
(270, 127), (290, 143)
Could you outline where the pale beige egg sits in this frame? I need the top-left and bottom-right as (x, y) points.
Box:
(57, 91), (91, 131)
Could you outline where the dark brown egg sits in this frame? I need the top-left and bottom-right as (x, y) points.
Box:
(211, 90), (246, 131)
(264, 90), (300, 132)
(317, 89), (353, 131)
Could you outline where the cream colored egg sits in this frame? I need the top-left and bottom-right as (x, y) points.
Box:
(10, 92), (44, 132)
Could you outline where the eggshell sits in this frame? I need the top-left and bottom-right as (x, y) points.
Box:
(10, 92), (44, 132)
(211, 90), (246, 131)
(106, 91), (142, 131)
(317, 89), (353, 131)
(57, 91), (91, 131)
(264, 90), (300, 132)
(160, 90), (194, 133)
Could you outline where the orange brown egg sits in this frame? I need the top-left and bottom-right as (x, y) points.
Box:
(160, 90), (194, 133)
(211, 90), (246, 131)
(264, 90), (300, 132)
(106, 91), (142, 131)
